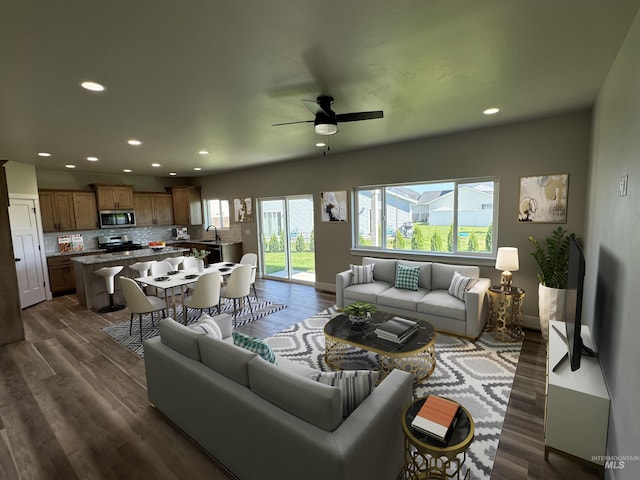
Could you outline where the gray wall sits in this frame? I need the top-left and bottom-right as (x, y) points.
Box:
(587, 10), (640, 480)
(195, 110), (592, 321)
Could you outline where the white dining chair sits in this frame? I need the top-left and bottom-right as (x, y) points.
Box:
(220, 264), (253, 324)
(239, 253), (258, 300)
(119, 276), (166, 341)
(94, 266), (126, 313)
(149, 260), (175, 298)
(182, 256), (199, 270)
(182, 271), (222, 321)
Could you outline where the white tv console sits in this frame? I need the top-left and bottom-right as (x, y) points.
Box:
(545, 320), (610, 478)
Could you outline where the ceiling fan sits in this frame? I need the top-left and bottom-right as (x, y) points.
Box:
(272, 95), (383, 135)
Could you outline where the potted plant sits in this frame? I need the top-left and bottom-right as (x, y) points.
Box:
(529, 226), (572, 340)
(191, 247), (210, 272)
(340, 302), (377, 327)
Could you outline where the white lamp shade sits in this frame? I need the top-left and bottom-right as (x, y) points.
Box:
(495, 247), (519, 271)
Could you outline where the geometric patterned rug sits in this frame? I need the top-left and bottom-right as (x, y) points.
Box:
(101, 298), (286, 356)
(265, 306), (522, 480)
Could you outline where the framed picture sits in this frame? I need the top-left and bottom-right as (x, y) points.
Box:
(518, 174), (569, 223)
(320, 191), (348, 222)
(234, 197), (254, 223)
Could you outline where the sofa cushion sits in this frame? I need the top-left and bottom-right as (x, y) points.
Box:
(199, 334), (256, 386)
(159, 317), (202, 361)
(350, 263), (374, 285)
(310, 370), (380, 417)
(248, 356), (343, 432)
(343, 281), (392, 304)
(448, 271), (478, 301)
(232, 332), (277, 364)
(189, 315), (223, 338)
(417, 290), (466, 321)
(378, 287), (427, 311)
(395, 264), (421, 291)
(398, 260), (432, 290)
(363, 257), (397, 284)
(432, 263), (480, 290)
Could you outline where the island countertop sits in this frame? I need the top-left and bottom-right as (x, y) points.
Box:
(72, 247), (189, 311)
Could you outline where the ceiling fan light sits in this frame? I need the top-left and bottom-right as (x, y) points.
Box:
(315, 123), (337, 135)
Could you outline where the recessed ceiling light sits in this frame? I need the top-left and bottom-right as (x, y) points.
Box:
(199, 150), (209, 155)
(151, 163), (161, 168)
(65, 164), (76, 169)
(37, 152), (51, 157)
(128, 139), (142, 146)
(169, 172), (177, 176)
(123, 169), (132, 173)
(316, 142), (326, 147)
(483, 107), (500, 115)
(86, 156), (99, 162)
(80, 81), (105, 92)
(193, 167), (202, 171)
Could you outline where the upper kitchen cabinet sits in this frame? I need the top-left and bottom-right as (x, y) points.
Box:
(133, 192), (174, 226)
(39, 190), (98, 231)
(171, 186), (202, 225)
(92, 184), (134, 210)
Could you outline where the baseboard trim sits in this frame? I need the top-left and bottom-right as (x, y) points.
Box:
(315, 282), (335, 293)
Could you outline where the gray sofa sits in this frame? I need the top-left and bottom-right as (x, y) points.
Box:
(336, 257), (490, 338)
(143, 316), (413, 480)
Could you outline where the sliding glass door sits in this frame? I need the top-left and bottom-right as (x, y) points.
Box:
(258, 195), (315, 284)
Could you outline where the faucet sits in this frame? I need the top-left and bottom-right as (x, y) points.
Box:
(206, 225), (220, 243)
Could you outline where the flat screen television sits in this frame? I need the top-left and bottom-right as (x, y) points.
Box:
(552, 234), (594, 371)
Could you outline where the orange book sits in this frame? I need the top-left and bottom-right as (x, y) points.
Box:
(410, 395), (460, 441)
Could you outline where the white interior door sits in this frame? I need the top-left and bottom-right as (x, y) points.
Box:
(9, 198), (47, 308)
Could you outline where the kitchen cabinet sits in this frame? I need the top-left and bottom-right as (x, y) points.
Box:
(171, 186), (202, 225)
(72, 192), (99, 230)
(47, 255), (76, 295)
(40, 190), (98, 231)
(133, 193), (174, 226)
(92, 184), (134, 210)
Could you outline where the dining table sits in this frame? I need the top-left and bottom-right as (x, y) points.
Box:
(135, 262), (240, 323)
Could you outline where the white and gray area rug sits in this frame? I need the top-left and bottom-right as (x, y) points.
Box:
(265, 307), (523, 480)
(101, 298), (286, 356)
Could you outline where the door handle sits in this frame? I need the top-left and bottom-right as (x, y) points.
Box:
(15, 258), (21, 262)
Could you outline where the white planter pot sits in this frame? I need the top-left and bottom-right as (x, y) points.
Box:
(538, 283), (567, 340)
(196, 259), (205, 273)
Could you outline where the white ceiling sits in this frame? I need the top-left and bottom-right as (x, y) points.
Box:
(2, 1), (639, 177)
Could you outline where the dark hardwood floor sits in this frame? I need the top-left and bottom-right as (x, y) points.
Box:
(0, 279), (598, 479)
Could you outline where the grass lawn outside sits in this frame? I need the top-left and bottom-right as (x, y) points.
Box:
(263, 251), (316, 274)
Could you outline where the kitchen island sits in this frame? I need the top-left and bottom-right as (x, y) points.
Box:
(72, 247), (189, 311)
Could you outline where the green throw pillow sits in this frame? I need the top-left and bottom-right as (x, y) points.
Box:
(232, 332), (277, 364)
(395, 264), (421, 291)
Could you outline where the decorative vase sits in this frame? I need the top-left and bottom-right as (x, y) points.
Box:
(538, 283), (566, 340)
(348, 313), (371, 328)
(197, 259), (205, 273)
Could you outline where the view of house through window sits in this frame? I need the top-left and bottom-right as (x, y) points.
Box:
(204, 199), (230, 229)
(354, 179), (497, 256)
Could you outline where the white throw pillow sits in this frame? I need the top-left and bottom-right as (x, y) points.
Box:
(190, 314), (223, 339)
(309, 370), (379, 416)
(448, 271), (478, 301)
(350, 264), (374, 285)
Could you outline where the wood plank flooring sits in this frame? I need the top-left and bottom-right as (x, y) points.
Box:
(0, 279), (599, 479)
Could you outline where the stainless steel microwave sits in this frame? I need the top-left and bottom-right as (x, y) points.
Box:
(99, 210), (136, 228)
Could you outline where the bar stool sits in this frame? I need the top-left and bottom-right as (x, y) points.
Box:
(95, 266), (126, 313)
(165, 256), (185, 271)
(130, 260), (156, 278)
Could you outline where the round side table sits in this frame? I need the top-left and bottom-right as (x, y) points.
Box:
(400, 397), (474, 480)
(486, 286), (525, 342)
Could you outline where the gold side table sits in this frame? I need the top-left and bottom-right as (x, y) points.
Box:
(400, 397), (474, 480)
(486, 286), (525, 342)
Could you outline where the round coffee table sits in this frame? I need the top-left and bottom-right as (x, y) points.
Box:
(400, 397), (474, 480)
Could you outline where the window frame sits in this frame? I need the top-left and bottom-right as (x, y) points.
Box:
(352, 177), (499, 259)
(203, 198), (231, 230)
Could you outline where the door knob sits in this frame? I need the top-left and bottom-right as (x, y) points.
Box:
(15, 258), (21, 262)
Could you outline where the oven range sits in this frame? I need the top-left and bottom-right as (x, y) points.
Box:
(97, 234), (144, 253)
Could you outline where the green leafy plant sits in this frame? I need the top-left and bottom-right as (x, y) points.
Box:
(191, 247), (210, 260)
(529, 227), (572, 289)
(339, 302), (377, 318)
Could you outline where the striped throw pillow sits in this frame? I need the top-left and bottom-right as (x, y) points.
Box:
(309, 370), (380, 417)
(448, 271), (478, 300)
(350, 264), (374, 285)
(232, 332), (277, 364)
(190, 316), (223, 339)
(395, 264), (421, 291)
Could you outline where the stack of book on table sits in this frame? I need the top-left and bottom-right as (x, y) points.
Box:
(374, 317), (419, 344)
(410, 394), (461, 443)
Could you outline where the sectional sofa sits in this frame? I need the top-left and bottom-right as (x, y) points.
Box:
(143, 315), (413, 480)
(336, 257), (490, 338)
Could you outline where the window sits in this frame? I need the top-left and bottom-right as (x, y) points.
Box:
(204, 199), (230, 229)
(354, 178), (497, 257)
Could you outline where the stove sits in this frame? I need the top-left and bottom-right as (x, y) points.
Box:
(98, 234), (144, 253)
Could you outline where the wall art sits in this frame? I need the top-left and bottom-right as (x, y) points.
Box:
(518, 174), (569, 223)
(320, 191), (348, 222)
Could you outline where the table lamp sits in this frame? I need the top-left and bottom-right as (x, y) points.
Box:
(495, 247), (519, 292)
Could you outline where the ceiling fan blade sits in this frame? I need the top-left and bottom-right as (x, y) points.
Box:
(336, 111), (384, 123)
(272, 120), (314, 126)
(302, 98), (324, 116)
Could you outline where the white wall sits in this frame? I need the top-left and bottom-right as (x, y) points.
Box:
(587, 10), (640, 480)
